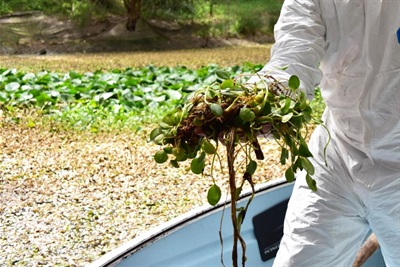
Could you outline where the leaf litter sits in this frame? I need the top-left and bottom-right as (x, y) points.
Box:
(0, 115), (285, 266)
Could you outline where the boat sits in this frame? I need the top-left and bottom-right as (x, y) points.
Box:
(88, 178), (385, 267)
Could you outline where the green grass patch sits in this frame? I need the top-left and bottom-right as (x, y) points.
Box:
(193, 0), (282, 38)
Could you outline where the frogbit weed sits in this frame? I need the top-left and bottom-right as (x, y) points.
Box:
(150, 70), (329, 267)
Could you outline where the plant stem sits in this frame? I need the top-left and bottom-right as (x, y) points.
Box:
(227, 128), (239, 267)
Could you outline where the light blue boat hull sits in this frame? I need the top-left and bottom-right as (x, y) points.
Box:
(89, 179), (385, 267)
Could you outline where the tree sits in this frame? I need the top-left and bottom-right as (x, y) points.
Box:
(124, 0), (142, 31)
(123, 0), (199, 31)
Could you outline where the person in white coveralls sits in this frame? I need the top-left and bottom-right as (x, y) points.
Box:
(248, 1), (400, 266)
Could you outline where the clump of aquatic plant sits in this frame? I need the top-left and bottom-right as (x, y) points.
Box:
(150, 69), (328, 267)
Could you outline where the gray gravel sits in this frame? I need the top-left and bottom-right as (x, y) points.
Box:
(0, 118), (284, 266)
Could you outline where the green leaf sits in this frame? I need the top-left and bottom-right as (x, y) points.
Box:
(280, 98), (292, 114)
(237, 210), (246, 225)
(283, 134), (293, 148)
(153, 134), (166, 145)
(18, 92), (33, 102)
(280, 148), (289, 165)
(22, 73), (35, 81)
(190, 157), (205, 174)
(301, 157), (315, 175)
(170, 160), (179, 168)
(207, 184), (221, 206)
(204, 75), (217, 85)
(198, 151), (206, 162)
(261, 102), (272, 116)
(289, 116), (303, 128)
(299, 98), (309, 110)
(5, 82), (20, 92)
(50, 90), (60, 98)
(165, 89), (182, 100)
(215, 70), (231, 80)
(220, 79), (234, 89)
(285, 167), (295, 182)
(1, 68), (16, 76)
(172, 111), (182, 125)
(281, 112), (293, 123)
(162, 114), (176, 126)
(101, 92), (114, 100)
(288, 75), (300, 90)
(302, 106), (313, 116)
(246, 160), (257, 175)
(299, 137), (313, 157)
(181, 73), (197, 82)
(239, 107), (256, 122)
(154, 150), (168, 164)
(163, 147), (173, 154)
(172, 147), (187, 161)
(293, 157), (302, 172)
(303, 112), (312, 123)
(0, 92), (7, 102)
(207, 183), (222, 206)
(69, 71), (82, 79)
(202, 139), (217, 154)
(205, 89), (216, 100)
(149, 128), (162, 141)
(36, 93), (53, 106)
(193, 117), (203, 126)
(210, 103), (223, 117)
(306, 174), (317, 191)
(159, 122), (172, 129)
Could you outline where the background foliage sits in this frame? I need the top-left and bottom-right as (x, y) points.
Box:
(0, 0), (284, 37)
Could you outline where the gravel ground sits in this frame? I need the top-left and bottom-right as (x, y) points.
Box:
(0, 114), (285, 266)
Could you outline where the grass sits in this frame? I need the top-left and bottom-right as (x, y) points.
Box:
(0, 46), (272, 72)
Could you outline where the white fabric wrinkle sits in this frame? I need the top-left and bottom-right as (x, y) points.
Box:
(269, 1), (400, 266)
(268, 0), (325, 96)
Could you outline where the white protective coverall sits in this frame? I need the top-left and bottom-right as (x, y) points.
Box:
(249, 0), (400, 266)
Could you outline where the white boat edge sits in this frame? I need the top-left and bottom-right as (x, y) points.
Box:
(87, 177), (289, 267)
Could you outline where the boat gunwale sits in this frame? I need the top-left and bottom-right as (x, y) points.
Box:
(88, 178), (290, 267)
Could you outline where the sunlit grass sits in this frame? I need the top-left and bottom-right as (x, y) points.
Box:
(0, 45), (272, 72)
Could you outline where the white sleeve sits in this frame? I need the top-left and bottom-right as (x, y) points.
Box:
(248, 0), (326, 99)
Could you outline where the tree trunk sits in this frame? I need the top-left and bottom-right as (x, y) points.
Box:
(123, 0), (142, 31)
